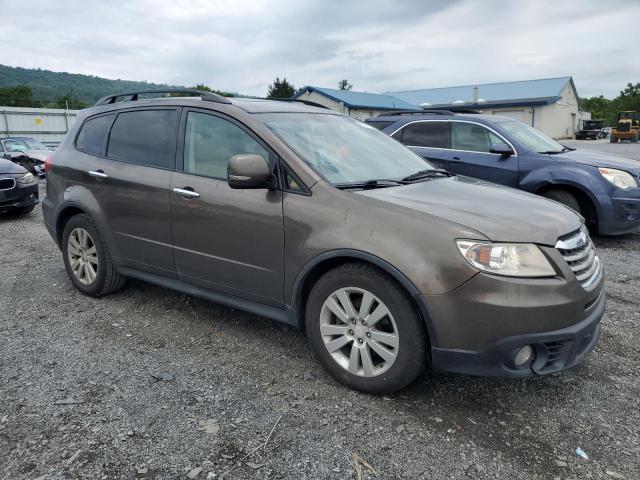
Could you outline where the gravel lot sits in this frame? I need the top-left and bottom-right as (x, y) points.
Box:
(1, 142), (639, 480)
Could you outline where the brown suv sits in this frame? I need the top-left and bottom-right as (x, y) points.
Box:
(42, 89), (604, 393)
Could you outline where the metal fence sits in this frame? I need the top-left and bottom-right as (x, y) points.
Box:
(0, 106), (80, 147)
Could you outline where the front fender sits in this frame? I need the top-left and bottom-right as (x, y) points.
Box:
(519, 165), (609, 217)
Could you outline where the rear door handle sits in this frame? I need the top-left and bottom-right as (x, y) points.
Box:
(89, 170), (108, 179)
(172, 187), (200, 198)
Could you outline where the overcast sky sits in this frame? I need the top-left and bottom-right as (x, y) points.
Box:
(1, 0), (638, 98)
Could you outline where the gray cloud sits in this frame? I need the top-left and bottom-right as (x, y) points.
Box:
(0, 0), (637, 98)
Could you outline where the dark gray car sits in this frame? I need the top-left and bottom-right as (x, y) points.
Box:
(42, 89), (604, 393)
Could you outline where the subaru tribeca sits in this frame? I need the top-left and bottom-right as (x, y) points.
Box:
(42, 89), (604, 393)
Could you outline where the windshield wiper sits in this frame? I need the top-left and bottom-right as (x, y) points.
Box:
(539, 146), (575, 155)
(401, 168), (455, 182)
(334, 179), (407, 190)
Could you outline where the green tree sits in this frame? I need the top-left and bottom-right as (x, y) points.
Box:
(267, 77), (295, 98)
(191, 84), (235, 97)
(338, 79), (353, 91)
(580, 95), (615, 126)
(615, 82), (640, 112)
(0, 85), (42, 107)
(55, 93), (88, 109)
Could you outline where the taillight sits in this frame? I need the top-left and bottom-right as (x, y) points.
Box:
(45, 154), (53, 173)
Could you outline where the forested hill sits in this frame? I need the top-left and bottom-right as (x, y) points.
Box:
(0, 64), (181, 104)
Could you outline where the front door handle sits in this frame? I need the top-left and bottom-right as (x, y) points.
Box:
(88, 170), (108, 179)
(452, 156), (461, 161)
(172, 187), (200, 198)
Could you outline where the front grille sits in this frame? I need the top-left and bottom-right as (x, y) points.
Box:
(0, 178), (16, 191)
(617, 122), (630, 132)
(556, 228), (601, 288)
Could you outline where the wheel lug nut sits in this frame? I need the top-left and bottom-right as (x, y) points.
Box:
(351, 319), (356, 324)
(366, 332), (371, 338)
(358, 338), (363, 344)
(348, 330), (354, 335)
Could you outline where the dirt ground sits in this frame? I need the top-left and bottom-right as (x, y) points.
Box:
(1, 142), (639, 479)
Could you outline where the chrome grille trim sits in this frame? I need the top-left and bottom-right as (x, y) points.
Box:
(556, 228), (601, 288)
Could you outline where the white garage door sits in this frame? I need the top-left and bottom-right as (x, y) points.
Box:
(494, 110), (526, 122)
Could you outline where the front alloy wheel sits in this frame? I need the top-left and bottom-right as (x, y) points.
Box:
(320, 287), (399, 377)
(306, 263), (427, 394)
(67, 227), (99, 285)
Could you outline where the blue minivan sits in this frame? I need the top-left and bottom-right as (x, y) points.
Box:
(367, 112), (640, 235)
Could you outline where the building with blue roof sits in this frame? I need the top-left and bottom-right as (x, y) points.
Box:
(294, 77), (590, 139)
(388, 76), (589, 139)
(291, 86), (417, 121)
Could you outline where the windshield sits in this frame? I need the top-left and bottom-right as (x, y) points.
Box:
(499, 120), (565, 153)
(260, 113), (432, 185)
(583, 121), (601, 130)
(23, 139), (47, 150)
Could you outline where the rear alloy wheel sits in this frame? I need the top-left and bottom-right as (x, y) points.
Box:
(67, 227), (99, 285)
(306, 263), (426, 394)
(62, 214), (125, 297)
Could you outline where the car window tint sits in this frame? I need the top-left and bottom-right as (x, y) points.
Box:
(76, 114), (115, 156)
(451, 123), (496, 152)
(107, 110), (178, 168)
(400, 122), (450, 148)
(184, 112), (268, 179)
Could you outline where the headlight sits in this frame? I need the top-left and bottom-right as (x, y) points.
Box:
(599, 168), (637, 190)
(16, 172), (35, 185)
(456, 240), (556, 277)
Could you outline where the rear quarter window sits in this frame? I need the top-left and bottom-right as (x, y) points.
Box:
(395, 121), (451, 149)
(107, 109), (178, 169)
(75, 114), (115, 156)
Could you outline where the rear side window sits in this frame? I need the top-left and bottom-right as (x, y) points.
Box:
(365, 121), (394, 131)
(394, 121), (450, 149)
(107, 109), (178, 169)
(452, 123), (507, 153)
(76, 114), (115, 156)
(183, 112), (268, 179)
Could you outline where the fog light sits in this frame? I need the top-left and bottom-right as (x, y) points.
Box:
(514, 345), (534, 366)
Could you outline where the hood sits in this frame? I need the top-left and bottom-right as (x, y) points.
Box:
(22, 150), (50, 162)
(355, 176), (582, 246)
(0, 159), (27, 175)
(555, 149), (640, 173)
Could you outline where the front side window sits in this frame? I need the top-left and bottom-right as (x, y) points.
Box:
(261, 113), (432, 185)
(23, 138), (47, 150)
(396, 121), (451, 149)
(452, 123), (507, 153)
(183, 112), (268, 179)
(107, 109), (178, 169)
(76, 114), (115, 157)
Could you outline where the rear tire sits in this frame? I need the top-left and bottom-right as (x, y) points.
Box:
(61, 214), (126, 297)
(305, 263), (427, 394)
(542, 189), (581, 215)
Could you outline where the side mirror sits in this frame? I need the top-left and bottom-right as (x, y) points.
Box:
(2, 153), (11, 160)
(490, 143), (514, 156)
(227, 154), (273, 189)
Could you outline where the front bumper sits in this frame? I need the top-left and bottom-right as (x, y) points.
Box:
(596, 192), (640, 235)
(421, 247), (604, 377)
(430, 289), (604, 376)
(0, 181), (39, 211)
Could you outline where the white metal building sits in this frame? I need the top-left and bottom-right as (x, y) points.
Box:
(0, 106), (79, 147)
(389, 77), (590, 139)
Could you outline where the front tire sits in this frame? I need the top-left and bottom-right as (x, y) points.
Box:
(542, 189), (581, 214)
(61, 214), (125, 297)
(305, 263), (427, 394)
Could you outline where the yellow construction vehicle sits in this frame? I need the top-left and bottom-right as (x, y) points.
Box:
(610, 111), (640, 143)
